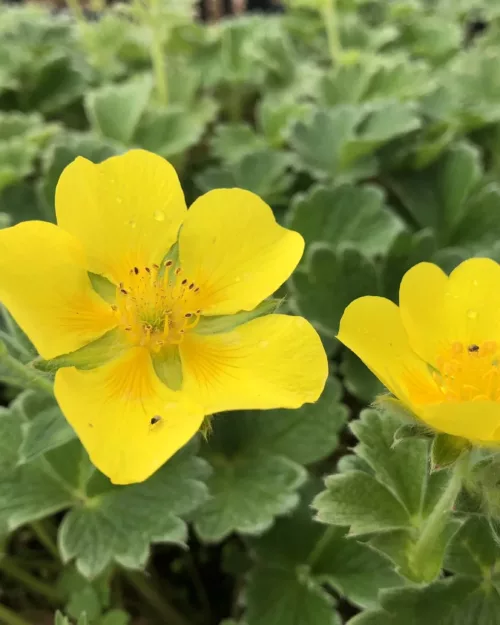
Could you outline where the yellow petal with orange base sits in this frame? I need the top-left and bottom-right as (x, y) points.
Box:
(0, 221), (116, 359)
(55, 347), (204, 484)
(179, 189), (304, 316)
(400, 259), (500, 365)
(180, 314), (328, 414)
(337, 296), (433, 404)
(55, 150), (187, 285)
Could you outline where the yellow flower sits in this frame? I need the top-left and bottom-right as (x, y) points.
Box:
(338, 258), (500, 444)
(0, 150), (328, 484)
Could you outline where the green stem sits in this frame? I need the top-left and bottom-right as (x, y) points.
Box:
(65, 0), (86, 26)
(0, 557), (60, 605)
(0, 349), (53, 395)
(31, 521), (60, 561)
(321, 0), (341, 65)
(124, 570), (192, 625)
(0, 603), (32, 625)
(410, 453), (468, 581)
(306, 526), (337, 568)
(148, 0), (169, 105)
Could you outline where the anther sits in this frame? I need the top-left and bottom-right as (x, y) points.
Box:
(185, 313), (192, 318)
(134, 267), (139, 275)
(120, 288), (128, 295)
(196, 309), (201, 314)
(189, 283), (194, 290)
(153, 263), (159, 270)
(194, 287), (200, 293)
(468, 344), (480, 353)
(150, 415), (161, 425)
(175, 268), (181, 275)
(181, 278), (188, 285)
(145, 267), (151, 273)
(111, 305), (118, 311)
(125, 326), (132, 331)
(165, 260), (173, 267)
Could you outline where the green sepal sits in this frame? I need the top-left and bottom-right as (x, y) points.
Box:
(88, 272), (116, 304)
(195, 299), (281, 336)
(152, 345), (183, 391)
(33, 328), (127, 373)
(431, 433), (471, 472)
(393, 423), (432, 447)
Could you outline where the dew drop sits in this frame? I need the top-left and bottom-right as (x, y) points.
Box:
(467, 309), (478, 320)
(472, 279), (479, 287)
(153, 209), (165, 222)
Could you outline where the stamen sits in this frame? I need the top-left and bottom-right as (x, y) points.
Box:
(468, 344), (480, 353)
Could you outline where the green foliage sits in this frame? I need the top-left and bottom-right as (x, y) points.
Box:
(1, 0), (500, 623)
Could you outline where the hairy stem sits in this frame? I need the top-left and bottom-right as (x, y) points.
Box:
(0, 604), (32, 625)
(321, 0), (341, 64)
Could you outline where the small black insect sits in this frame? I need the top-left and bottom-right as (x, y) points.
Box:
(468, 344), (480, 353)
(150, 415), (162, 425)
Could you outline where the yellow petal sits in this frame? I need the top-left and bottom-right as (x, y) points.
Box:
(445, 258), (500, 346)
(180, 314), (328, 413)
(54, 347), (203, 485)
(56, 150), (187, 284)
(399, 262), (448, 365)
(400, 259), (500, 366)
(337, 296), (432, 402)
(417, 401), (500, 442)
(0, 221), (116, 359)
(179, 189), (304, 316)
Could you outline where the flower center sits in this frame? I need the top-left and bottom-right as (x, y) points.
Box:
(432, 340), (500, 402)
(112, 261), (202, 351)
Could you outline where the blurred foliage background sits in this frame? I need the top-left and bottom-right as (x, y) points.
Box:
(2, 0), (500, 624)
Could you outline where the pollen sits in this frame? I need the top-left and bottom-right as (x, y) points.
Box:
(113, 262), (203, 351)
(431, 340), (500, 402)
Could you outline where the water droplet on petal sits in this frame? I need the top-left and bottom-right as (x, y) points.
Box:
(472, 279), (479, 287)
(467, 309), (478, 320)
(154, 209), (165, 222)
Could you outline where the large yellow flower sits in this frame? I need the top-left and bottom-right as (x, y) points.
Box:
(338, 259), (500, 444)
(0, 150), (327, 484)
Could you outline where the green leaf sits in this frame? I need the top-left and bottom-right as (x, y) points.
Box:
(388, 143), (500, 252)
(290, 107), (363, 180)
(19, 405), (76, 465)
(251, 484), (404, 610)
(289, 244), (379, 337)
(314, 471), (412, 535)
(445, 516), (500, 578)
(85, 74), (153, 144)
(196, 149), (294, 205)
(246, 565), (341, 625)
(350, 410), (430, 517)
(88, 273), (116, 305)
(134, 105), (210, 158)
(287, 183), (404, 257)
(59, 442), (209, 578)
(352, 575), (500, 625)
(431, 434), (470, 471)
(210, 123), (268, 164)
(193, 453), (306, 543)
